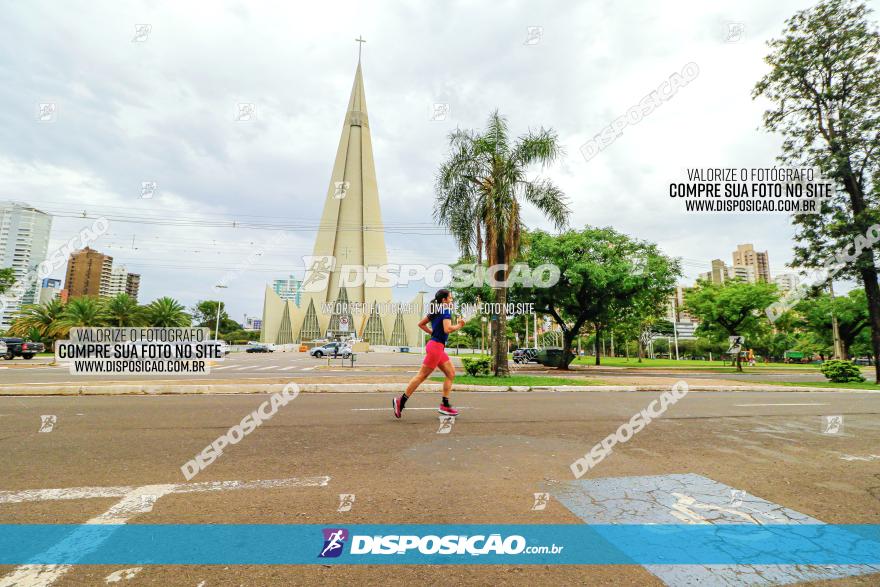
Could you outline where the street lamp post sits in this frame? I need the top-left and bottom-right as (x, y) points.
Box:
(670, 293), (680, 361)
(213, 285), (228, 341)
(829, 282), (844, 359)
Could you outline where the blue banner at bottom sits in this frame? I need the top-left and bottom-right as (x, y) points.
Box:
(0, 524), (878, 565)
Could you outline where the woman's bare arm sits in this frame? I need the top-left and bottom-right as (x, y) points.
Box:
(418, 316), (432, 335)
(443, 318), (466, 333)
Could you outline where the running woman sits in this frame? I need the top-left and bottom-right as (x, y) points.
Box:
(393, 289), (465, 418)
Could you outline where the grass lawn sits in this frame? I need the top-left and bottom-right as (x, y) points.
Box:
(761, 380), (880, 390)
(572, 356), (822, 371)
(431, 375), (602, 387)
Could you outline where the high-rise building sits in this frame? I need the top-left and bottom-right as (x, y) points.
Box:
(726, 264), (756, 284)
(125, 272), (140, 300)
(667, 285), (697, 325)
(732, 243), (770, 282)
(0, 201), (53, 329)
(774, 273), (799, 293)
(38, 278), (62, 305)
(699, 260), (756, 285)
(272, 276), (302, 307)
(105, 265), (141, 301)
(64, 247), (113, 298)
(699, 259), (728, 285)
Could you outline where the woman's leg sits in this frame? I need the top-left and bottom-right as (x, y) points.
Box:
(436, 360), (459, 415)
(395, 364), (434, 418)
(405, 364), (434, 396)
(437, 360), (455, 399)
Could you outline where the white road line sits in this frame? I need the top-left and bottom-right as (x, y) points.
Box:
(301, 366), (317, 371)
(256, 366), (279, 371)
(233, 366), (252, 371)
(0, 476), (330, 587)
(0, 484), (176, 587)
(0, 476), (331, 504)
(735, 403), (829, 407)
(212, 365), (233, 371)
(351, 407), (474, 411)
(279, 366), (298, 371)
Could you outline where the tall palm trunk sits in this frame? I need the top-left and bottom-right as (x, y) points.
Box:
(492, 285), (509, 376)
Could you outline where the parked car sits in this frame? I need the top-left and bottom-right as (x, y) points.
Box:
(215, 340), (230, 356)
(0, 340), (6, 357)
(309, 342), (351, 359)
(853, 357), (874, 366)
(512, 347), (539, 364)
(245, 343), (273, 353)
(1, 337), (46, 360)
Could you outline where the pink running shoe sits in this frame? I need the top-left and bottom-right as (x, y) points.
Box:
(438, 403), (459, 416)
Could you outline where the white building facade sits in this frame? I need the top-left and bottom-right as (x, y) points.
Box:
(0, 202), (52, 329)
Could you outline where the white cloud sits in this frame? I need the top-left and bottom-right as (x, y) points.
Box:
(0, 0), (865, 319)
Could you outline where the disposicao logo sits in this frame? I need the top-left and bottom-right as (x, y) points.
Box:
(319, 528), (349, 558)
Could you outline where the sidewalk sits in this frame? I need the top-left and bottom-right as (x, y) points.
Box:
(0, 381), (875, 396)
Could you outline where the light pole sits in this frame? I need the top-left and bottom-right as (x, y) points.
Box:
(213, 285), (228, 341)
(481, 316), (487, 354)
(670, 292), (680, 361)
(829, 282), (844, 359)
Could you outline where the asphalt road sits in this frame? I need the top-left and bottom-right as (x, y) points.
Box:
(1, 389), (878, 586)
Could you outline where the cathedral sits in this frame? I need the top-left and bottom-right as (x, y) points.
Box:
(261, 53), (424, 346)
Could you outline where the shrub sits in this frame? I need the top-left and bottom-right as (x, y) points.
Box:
(461, 356), (491, 376)
(819, 360), (865, 383)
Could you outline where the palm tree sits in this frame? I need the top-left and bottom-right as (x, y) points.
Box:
(144, 297), (191, 327)
(435, 111), (569, 375)
(8, 299), (66, 349)
(54, 297), (106, 338)
(103, 293), (145, 327)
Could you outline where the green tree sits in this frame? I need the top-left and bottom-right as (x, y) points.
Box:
(684, 281), (780, 371)
(8, 299), (67, 348)
(435, 111), (570, 375)
(754, 0), (880, 382)
(54, 297), (106, 338)
(515, 227), (680, 369)
(103, 293), (145, 327)
(795, 289), (869, 358)
(144, 297), (191, 328)
(192, 300), (240, 335)
(0, 267), (14, 295)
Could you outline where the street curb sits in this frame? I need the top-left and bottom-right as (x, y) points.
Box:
(0, 383), (875, 396)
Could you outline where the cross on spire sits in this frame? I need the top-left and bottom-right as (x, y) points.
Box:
(355, 35), (366, 62)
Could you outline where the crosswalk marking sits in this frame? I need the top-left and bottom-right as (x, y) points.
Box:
(0, 476), (330, 587)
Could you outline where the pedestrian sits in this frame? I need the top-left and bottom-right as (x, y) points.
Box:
(393, 289), (465, 418)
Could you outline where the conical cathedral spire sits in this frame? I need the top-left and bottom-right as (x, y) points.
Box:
(310, 59), (389, 306)
(262, 52), (426, 347)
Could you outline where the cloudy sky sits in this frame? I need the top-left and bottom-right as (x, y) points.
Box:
(1, 0), (871, 323)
